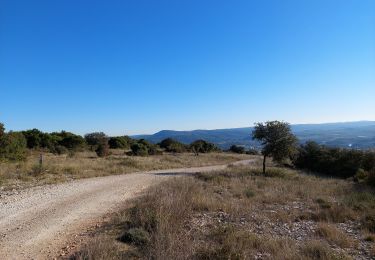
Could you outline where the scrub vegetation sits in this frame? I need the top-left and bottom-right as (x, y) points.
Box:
(71, 165), (375, 259)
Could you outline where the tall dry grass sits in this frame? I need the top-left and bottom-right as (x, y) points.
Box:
(0, 151), (253, 189)
(72, 165), (375, 259)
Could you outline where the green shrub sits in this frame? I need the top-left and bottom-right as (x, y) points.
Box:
(131, 143), (149, 156)
(52, 145), (68, 155)
(294, 141), (375, 179)
(0, 131), (27, 161)
(53, 131), (85, 151)
(108, 136), (133, 149)
(84, 132), (107, 148)
(159, 138), (187, 153)
(95, 141), (110, 157)
(22, 129), (60, 151)
(354, 168), (368, 182)
(119, 227), (150, 246)
(229, 145), (245, 154)
(22, 128), (43, 148)
(244, 188), (255, 198)
(190, 140), (219, 155)
(130, 139), (161, 156)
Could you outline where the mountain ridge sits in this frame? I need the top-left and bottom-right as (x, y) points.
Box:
(132, 121), (375, 149)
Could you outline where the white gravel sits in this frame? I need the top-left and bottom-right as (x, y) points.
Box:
(0, 160), (254, 259)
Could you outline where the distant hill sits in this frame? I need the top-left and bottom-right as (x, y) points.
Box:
(132, 121), (375, 150)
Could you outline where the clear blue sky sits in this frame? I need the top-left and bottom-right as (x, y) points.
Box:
(1, 0), (374, 135)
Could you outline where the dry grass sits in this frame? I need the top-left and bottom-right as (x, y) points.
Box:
(72, 165), (375, 259)
(0, 151), (252, 189)
(315, 222), (355, 248)
(300, 240), (351, 260)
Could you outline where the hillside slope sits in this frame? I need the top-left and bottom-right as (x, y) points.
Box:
(133, 121), (375, 149)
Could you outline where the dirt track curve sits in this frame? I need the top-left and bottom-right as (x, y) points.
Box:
(0, 159), (254, 259)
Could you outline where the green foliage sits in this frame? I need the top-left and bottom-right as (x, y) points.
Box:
(108, 136), (133, 149)
(130, 139), (161, 156)
(52, 145), (69, 155)
(0, 131), (27, 161)
(21, 128), (87, 153)
(159, 138), (187, 153)
(229, 145), (245, 154)
(354, 168), (368, 182)
(22, 129), (43, 149)
(0, 123), (5, 139)
(244, 188), (255, 198)
(119, 228), (150, 246)
(131, 143), (149, 156)
(293, 141), (375, 178)
(190, 140), (219, 155)
(252, 121), (297, 173)
(252, 121), (298, 162)
(95, 141), (110, 157)
(52, 131), (85, 151)
(139, 139), (160, 155)
(84, 132), (107, 149)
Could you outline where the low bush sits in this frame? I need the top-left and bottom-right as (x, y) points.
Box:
(229, 145), (245, 154)
(84, 132), (107, 149)
(130, 139), (161, 156)
(190, 140), (220, 155)
(119, 228), (150, 246)
(95, 142), (110, 157)
(52, 131), (86, 151)
(0, 131), (27, 161)
(159, 138), (187, 153)
(130, 143), (149, 156)
(244, 187), (255, 198)
(294, 141), (375, 179)
(108, 136), (133, 149)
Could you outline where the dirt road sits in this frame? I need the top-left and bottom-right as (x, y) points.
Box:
(0, 159), (253, 259)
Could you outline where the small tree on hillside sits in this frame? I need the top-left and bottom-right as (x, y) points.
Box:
(252, 121), (297, 174)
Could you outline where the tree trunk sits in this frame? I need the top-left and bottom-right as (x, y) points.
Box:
(263, 155), (266, 175)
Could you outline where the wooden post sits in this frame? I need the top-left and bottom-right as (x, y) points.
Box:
(39, 153), (43, 172)
(263, 155), (266, 175)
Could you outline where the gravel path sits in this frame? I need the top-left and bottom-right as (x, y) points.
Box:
(0, 159), (254, 259)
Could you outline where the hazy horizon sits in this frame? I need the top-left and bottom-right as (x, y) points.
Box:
(1, 0), (374, 135)
(2, 120), (375, 137)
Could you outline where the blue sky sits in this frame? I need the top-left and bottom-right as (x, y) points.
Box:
(1, 0), (374, 135)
